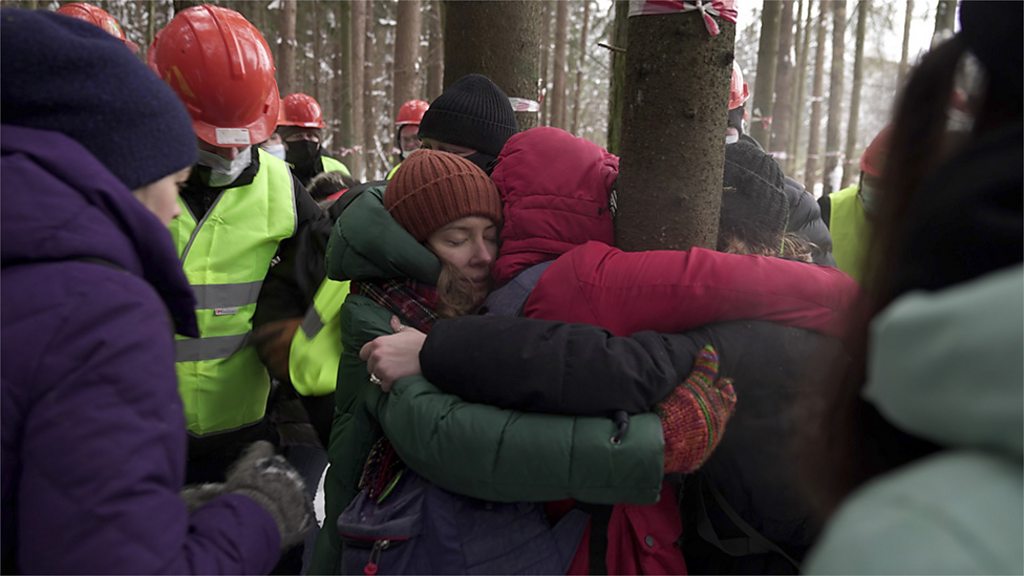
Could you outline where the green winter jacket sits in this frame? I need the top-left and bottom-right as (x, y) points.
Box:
(806, 265), (1024, 575)
(309, 185), (666, 574)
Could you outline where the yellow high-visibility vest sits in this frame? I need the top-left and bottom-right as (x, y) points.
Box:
(169, 150), (297, 435)
(289, 278), (350, 397)
(830, 185), (870, 283)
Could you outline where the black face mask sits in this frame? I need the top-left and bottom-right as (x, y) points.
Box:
(285, 140), (321, 172)
(464, 151), (498, 174)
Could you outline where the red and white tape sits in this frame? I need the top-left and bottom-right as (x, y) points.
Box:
(628, 0), (737, 37)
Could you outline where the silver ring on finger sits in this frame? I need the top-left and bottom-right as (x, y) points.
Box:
(369, 373), (382, 386)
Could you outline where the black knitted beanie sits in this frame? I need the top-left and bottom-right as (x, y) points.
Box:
(417, 74), (518, 157)
(1, 9), (197, 190)
(720, 141), (789, 252)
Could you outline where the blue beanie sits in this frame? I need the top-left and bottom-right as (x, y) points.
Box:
(1, 9), (197, 190)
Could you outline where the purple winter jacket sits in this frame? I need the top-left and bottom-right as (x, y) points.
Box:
(1, 125), (280, 574)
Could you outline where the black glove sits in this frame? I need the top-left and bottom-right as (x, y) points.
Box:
(224, 441), (314, 550)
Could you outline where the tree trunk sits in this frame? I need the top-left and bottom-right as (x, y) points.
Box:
(172, 1), (201, 15)
(932, 0), (957, 46)
(147, 0), (156, 56)
(333, 0), (351, 156)
(540, 1), (552, 126)
(804, 1), (827, 194)
(311, 1), (322, 102)
(823, 0), (846, 195)
(425, 0), (444, 101)
(898, 0), (914, 86)
(550, 0), (569, 130)
(789, 0), (812, 177)
(362, 1), (377, 178)
(393, 0), (422, 119)
(443, 1), (542, 131)
(279, 0), (297, 97)
(349, 0), (366, 180)
(770, 0), (796, 161)
(616, 11), (735, 251)
(843, 0), (868, 187)
(570, 1), (591, 135)
(749, 0), (782, 148)
(606, 0), (629, 155)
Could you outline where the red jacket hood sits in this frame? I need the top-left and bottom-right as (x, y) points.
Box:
(491, 127), (618, 286)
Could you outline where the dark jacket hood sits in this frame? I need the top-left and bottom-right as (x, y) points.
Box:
(1, 125), (198, 336)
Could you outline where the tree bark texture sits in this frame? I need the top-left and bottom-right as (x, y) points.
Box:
(550, 0), (569, 130)
(804, 1), (827, 194)
(898, 0), (914, 86)
(334, 1), (352, 156)
(616, 12), (735, 252)
(362, 0), (378, 178)
(348, 0), (366, 180)
(789, 0), (813, 176)
(749, 0), (782, 148)
(823, 0), (846, 194)
(443, 0), (541, 131)
(310, 1), (322, 103)
(843, 0), (868, 188)
(770, 0), (796, 160)
(540, 0), (552, 126)
(278, 0), (297, 97)
(393, 0), (422, 119)
(426, 0), (444, 101)
(571, 1), (592, 135)
(606, 0), (629, 155)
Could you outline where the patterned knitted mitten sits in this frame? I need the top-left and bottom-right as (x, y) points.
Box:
(657, 344), (737, 474)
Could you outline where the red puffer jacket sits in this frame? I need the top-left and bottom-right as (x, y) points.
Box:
(491, 127), (857, 575)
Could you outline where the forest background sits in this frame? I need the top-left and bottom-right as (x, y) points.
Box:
(9, 0), (958, 194)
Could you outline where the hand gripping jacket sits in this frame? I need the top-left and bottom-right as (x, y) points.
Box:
(149, 5), (279, 147)
(279, 93), (326, 129)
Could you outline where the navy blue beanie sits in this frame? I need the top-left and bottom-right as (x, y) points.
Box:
(1, 9), (197, 190)
(418, 74), (518, 157)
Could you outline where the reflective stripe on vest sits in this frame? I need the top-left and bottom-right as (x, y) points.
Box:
(829, 185), (870, 283)
(170, 149), (297, 435)
(321, 155), (352, 179)
(289, 278), (350, 397)
(386, 162), (401, 180)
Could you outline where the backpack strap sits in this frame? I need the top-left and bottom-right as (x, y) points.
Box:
(483, 261), (553, 317)
(695, 475), (801, 572)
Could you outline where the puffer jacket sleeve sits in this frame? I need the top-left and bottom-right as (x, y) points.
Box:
(525, 241), (857, 338)
(17, 268), (280, 574)
(348, 297), (665, 505)
(421, 315), (705, 415)
(785, 176), (837, 266)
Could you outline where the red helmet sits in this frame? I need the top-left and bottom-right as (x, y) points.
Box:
(279, 93), (326, 129)
(56, 3), (132, 47)
(729, 61), (751, 110)
(149, 5), (279, 147)
(860, 125), (892, 178)
(396, 99), (430, 127)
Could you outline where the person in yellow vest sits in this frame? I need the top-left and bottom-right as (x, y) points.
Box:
(149, 5), (328, 485)
(386, 99), (430, 180)
(818, 126), (891, 283)
(278, 92), (356, 192)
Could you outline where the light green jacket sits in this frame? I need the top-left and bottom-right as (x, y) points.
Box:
(806, 265), (1024, 575)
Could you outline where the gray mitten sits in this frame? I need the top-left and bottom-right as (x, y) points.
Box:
(224, 441), (314, 550)
(180, 482), (227, 512)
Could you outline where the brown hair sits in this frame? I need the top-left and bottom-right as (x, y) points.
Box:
(802, 32), (1022, 519)
(435, 261), (492, 319)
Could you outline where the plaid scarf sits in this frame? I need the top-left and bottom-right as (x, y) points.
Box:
(352, 278), (440, 334)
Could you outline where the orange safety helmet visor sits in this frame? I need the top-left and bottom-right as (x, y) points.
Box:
(729, 61), (751, 111)
(278, 93), (326, 129)
(396, 99), (430, 127)
(149, 5), (279, 147)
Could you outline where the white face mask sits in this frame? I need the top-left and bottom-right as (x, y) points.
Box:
(261, 143), (286, 161)
(724, 127), (740, 145)
(197, 146), (252, 187)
